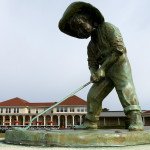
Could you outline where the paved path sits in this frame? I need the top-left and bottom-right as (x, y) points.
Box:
(1, 139), (150, 150)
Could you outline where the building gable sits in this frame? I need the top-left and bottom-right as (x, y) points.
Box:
(0, 97), (29, 106)
(59, 95), (87, 106)
(0, 95), (87, 107)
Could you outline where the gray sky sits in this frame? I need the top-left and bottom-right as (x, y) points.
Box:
(0, 0), (150, 111)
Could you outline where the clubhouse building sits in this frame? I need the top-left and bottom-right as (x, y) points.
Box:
(0, 96), (150, 128)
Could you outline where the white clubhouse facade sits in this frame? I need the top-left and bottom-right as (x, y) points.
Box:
(0, 96), (150, 128)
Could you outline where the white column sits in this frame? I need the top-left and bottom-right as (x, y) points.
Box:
(72, 115), (75, 126)
(104, 117), (106, 126)
(143, 117), (145, 126)
(118, 117), (120, 126)
(65, 116), (67, 128)
(58, 116), (60, 127)
(16, 116), (19, 126)
(23, 116), (25, 126)
(3, 116), (5, 126)
(9, 116), (12, 126)
(51, 116), (53, 126)
(79, 115), (82, 125)
(44, 116), (46, 126)
(16, 116), (18, 121)
(37, 117), (39, 126)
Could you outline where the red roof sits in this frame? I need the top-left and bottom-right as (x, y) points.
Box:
(59, 95), (87, 106)
(143, 110), (150, 114)
(0, 95), (86, 107)
(0, 97), (29, 106)
(28, 103), (54, 107)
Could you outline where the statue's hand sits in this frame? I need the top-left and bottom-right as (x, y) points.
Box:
(97, 68), (105, 78)
(90, 73), (99, 83)
(90, 68), (105, 83)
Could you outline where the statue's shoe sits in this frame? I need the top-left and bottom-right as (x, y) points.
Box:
(128, 124), (144, 131)
(74, 121), (98, 130)
(128, 111), (144, 131)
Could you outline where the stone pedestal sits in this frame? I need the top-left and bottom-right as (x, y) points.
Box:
(5, 129), (150, 147)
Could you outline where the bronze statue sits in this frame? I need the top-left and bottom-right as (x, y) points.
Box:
(59, 1), (143, 131)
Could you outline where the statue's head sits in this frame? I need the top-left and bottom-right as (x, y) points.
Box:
(59, 1), (104, 39)
(69, 14), (94, 39)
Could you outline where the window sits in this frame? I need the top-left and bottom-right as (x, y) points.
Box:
(64, 107), (67, 112)
(77, 108), (80, 112)
(36, 109), (38, 114)
(28, 108), (31, 113)
(81, 108), (84, 112)
(9, 108), (11, 113)
(6, 108), (8, 113)
(1, 108), (3, 113)
(17, 108), (19, 113)
(14, 108), (16, 113)
(57, 107), (60, 112)
(70, 107), (74, 112)
(57, 107), (68, 112)
(60, 107), (63, 112)
(80, 107), (85, 112)
(76, 107), (85, 112)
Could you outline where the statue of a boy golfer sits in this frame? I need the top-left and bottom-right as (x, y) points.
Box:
(59, 1), (143, 131)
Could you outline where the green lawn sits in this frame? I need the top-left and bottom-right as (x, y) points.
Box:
(0, 133), (5, 138)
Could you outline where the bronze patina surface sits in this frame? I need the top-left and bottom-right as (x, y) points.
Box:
(5, 129), (150, 147)
(59, 1), (144, 131)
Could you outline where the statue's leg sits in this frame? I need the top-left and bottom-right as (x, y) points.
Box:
(74, 78), (114, 129)
(109, 59), (144, 131)
(115, 84), (143, 130)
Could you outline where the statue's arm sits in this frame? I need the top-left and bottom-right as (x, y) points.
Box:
(101, 52), (120, 70)
(97, 23), (126, 78)
(87, 41), (99, 73)
(87, 41), (100, 82)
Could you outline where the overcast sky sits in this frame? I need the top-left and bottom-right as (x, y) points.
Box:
(0, 0), (150, 111)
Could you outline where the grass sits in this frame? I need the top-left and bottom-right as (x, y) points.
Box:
(0, 133), (5, 138)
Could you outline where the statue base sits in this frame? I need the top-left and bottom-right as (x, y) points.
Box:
(5, 129), (150, 147)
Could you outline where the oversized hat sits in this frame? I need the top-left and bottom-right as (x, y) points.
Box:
(58, 1), (104, 38)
